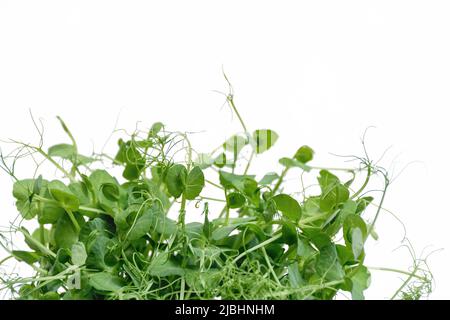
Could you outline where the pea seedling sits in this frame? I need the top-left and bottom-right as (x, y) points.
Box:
(0, 89), (433, 300)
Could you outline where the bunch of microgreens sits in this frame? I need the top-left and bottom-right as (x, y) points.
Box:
(0, 80), (433, 300)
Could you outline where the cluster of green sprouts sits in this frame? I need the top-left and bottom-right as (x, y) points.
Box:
(0, 85), (433, 300)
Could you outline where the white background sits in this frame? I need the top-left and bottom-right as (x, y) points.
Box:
(0, 1), (449, 299)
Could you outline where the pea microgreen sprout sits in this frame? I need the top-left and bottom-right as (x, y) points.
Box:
(0, 80), (434, 300)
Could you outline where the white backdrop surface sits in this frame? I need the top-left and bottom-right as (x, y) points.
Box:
(0, 0), (449, 299)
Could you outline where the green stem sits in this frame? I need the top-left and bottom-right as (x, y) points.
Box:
(200, 196), (226, 203)
(0, 255), (13, 266)
(180, 277), (185, 300)
(224, 190), (230, 226)
(66, 209), (80, 233)
(261, 246), (281, 286)
(36, 148), (76, 183)
(368, 266), (428, 282)
(20, 228), (56, 258)
(228, 96), (247, 133)
(178, 194), (187, 231)
(205, 179), (224, 190)
(243, 150), (254, 175)
(351, 165), (372, 199)
(232, 233), (282, 264)
(273, 167), (289, 194)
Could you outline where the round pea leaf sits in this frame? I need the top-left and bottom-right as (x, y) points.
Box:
(165, 164), (187, 198)
(294, 145), (314, 163)
(184, 166), (205, 200)
(226, 192), (246, 209)
(272, 194), (302, 222)
(48, 180), (80, 210)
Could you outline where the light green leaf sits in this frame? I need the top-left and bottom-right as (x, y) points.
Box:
(279, 157), (312, 172)
(71, 242), (87, 266)
(259, 172), (279, 185)
(252, 129), (278, 153)
(48, 180), (80, 210)
(294, 145), (314, 163)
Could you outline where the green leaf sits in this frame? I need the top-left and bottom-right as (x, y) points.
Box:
(12, 250), (41, 265)
(211, 224), (239, 241)
(318, 170), (349, 212)
(350, 266), (371, 300)
(223, 134), (249, 156)
(194, 153), (214, 169)
(252, 129), (278, 154)
(89, 272), (124, 292)
(279, 157), (312, 172)
(25, 228), (50, 252)
(211, 218), (255, 241)
(13, 179), (39, 220)
(48, 144), (75, 159)
(86, 235), (113, 271)
(54, 213), (83, 249)
(38, 203), (65, 224)
(281, 220), (297, 245)
(48, 180), (80, 210)
(71, 242), (87, 266)
(297, 237), (317, 260)
(219, 171), (256, 192)
(272, 194), (302, 222)
(226, 192), (246, 209)
(343, 215), (367, 260)
(294, 145), (314, 163)
(184, 166), (205, 200)
(316, 245), (345, 281)
(165, 164), (187, 198)
(48, 143), (95, 165)
(288, 263), (305, 288)
(150, 122), (164, 136)
(100, 183), (120, 202)
(149, 253), (185, 277)
(259, 172), (279, 185)
(127, 203), (176, 240)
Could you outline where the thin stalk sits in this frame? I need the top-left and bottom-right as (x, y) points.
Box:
(232, 233), (282, 264)
(351, 165), (372, 199)
(261, 246), (281, 286)
(243, 150), (254, 175)
(227, 96), (247, 133)
(20, 228), (56, 258)
(224, 190), (230, 226)
(273, 167), (289, 194)
(66, 209), (80, 233)
(36, 148), (76, 183)
(368, 266), (428, 282)
(205, 179), (224, 190)
(200, 196), (226, 203)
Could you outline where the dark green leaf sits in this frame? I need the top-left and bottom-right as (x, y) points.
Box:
(226, 192), (246, 209)
(89, 272), (124, 292)
(165, 164), (187, 198)
(12, 250), (41, 265)
(272, 194), (302, 222)
(184, 166), (205, 200)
